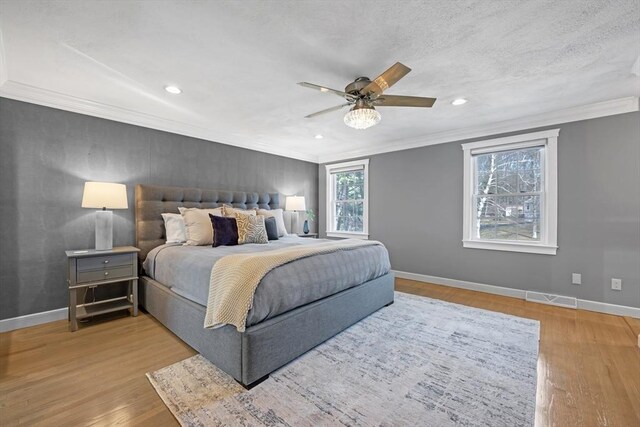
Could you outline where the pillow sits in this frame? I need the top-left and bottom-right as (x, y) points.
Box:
(178, 207), (224, 246)
(235, 213), (268, 244)
(209, 214), (238, 247)
(264, 216), (279, 241)
(264, 216), (278, 240)
(222, 204), (257, 218)
(161, 213), (187, 243)
(256, 208), (287, 237)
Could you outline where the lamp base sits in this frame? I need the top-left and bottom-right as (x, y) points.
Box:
(292, 211), (301, 234)
(95, 210), (113, 251)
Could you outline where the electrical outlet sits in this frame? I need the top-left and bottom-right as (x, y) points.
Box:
(572, 273), (581, 285)
(611, 278), (622, 291)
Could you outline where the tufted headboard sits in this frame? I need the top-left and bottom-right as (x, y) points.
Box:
(135, 184), (280, 261)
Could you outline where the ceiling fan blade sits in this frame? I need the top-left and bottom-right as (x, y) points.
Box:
(297, 82), (357, 100)
(304, 103), (353, 119)
(373, 95), (437, 108)
(360, 62), (411, 98)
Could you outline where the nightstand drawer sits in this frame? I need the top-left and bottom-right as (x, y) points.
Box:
(77, 254), (132, 272)
(77, 265), (134, 283)
(66, 246), (140, 331)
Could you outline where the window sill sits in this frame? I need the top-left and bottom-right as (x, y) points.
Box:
(326, 231), (369, 240)
(462, 240), (557, 255)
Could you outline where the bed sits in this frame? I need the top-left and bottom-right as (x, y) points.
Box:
(135, 184), (394, 387)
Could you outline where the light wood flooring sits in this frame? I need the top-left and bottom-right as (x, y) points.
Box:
(1, 278), (638, 426)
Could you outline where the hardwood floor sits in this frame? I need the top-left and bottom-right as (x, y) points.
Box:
(1, 278), (638, 426)
(395, 279), (640, 427)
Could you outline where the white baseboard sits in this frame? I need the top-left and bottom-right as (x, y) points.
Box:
(393, 270), (527, 299)
(576, 299), (640, 319)
(2, 271), (638, 332)
(0, 307), (67, 333)
(393, 270), (640, 319)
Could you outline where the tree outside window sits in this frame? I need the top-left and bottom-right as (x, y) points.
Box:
(333, 170), (365, 232)
(462, 129), (558, 255)
(325, 159), (369, 239)
(474, 147), (543, 241)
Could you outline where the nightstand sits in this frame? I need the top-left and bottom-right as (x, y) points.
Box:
(66, 246), (140, 331)
(297, 233), (318, 238)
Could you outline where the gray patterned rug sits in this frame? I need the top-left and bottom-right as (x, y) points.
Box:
(147, 292), (539, 426)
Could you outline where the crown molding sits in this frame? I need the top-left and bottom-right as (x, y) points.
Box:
(317, 96), (640, 163)
(1, 77), (637, 165)
(0, 80), (320, 163)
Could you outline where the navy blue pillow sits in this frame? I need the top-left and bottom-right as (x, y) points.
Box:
(264, 216), (279, 241)
(209, 214), (238, 247)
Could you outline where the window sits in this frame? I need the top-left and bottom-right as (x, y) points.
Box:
(462, 129), (559, 255)
(325, 159), (369, 239)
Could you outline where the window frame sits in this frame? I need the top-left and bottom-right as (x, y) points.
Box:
(325, 158), (369, 239)
(462, 129), (559, 255)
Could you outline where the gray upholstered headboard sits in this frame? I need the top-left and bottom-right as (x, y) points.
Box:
(135, 184), (279, 261)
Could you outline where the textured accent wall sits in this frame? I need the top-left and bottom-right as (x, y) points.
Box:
(320, 112), (640, 308)
(0, 99), (318, 320)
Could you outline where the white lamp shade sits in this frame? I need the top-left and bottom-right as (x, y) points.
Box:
(285, 196), (306, 211)
(81, 182), (128, 209)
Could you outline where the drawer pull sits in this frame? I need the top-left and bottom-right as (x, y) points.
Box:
(104, 260), (109, 264)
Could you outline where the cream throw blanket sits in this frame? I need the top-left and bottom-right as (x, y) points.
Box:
(204, 239), (382, 332)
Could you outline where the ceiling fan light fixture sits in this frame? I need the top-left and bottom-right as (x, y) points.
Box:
(343, 106), (381, 130)
(300, 62), (435, 127)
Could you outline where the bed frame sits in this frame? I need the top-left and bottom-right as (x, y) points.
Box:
(135, 184), (394, 387)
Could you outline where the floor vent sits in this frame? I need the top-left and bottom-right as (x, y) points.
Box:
(525, 291), (577, 309)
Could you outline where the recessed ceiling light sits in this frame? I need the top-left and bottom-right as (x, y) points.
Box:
(314, 134), (324, 139)
(165, 85), (182, 94)
(451, 98), (468, 106)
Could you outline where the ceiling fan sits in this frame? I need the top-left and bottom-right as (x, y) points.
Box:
(298, 62), (436, 130)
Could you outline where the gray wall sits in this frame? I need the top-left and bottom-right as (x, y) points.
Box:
(0, 98), (318, 320)
(320, 112), (640, 308)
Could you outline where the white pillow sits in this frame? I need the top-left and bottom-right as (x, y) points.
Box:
(178, 207), (224, 246)
(161, 213), (187, 243)
(257, 208), (288, 237)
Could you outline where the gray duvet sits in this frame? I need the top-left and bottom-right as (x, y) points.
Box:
(143, 236), (390, 326)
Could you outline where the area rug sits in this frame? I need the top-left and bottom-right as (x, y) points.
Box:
(147, 292), (540, 426)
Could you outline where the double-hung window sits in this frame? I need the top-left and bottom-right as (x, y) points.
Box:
(462, 129), (559, 255)
(325, 159), (369, 239)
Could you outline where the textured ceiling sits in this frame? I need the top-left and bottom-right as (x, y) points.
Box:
(1, 0), (639, 162)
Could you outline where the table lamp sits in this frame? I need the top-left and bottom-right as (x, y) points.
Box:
(81, 182), (128, 251)
(285, 196), (306, 234)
